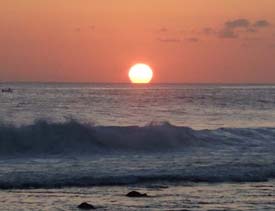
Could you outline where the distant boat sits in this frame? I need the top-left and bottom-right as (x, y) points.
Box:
(1, 88), (13, 93)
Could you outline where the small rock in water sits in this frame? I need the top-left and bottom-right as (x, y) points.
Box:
(126, 191), (148, 197)
(77, 202), (96, 210)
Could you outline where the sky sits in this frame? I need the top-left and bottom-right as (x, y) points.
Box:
(0, 0), (275, 83)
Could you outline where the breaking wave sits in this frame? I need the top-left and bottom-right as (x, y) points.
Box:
(0, 119), (275, 156)
(1, 119), (275, 189)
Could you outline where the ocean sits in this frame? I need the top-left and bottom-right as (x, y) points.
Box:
(0, 83), (275, 210)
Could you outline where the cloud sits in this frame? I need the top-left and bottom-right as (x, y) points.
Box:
(158, 38), (181, 43)
(217, 18), (272, 39)
(155, 18), (272, 43)
(217, 18), (250, 39)
(253, 20), (271, 28)
(219, 28), (238, 39)
(185, 37), (199, 42)
(225, 18), (250, 29)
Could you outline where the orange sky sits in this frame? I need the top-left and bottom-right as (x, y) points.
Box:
(1, 0), (275, 83)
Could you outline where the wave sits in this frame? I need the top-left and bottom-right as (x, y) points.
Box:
(1, 119), (275, 189)
(0, 119), (275, 156)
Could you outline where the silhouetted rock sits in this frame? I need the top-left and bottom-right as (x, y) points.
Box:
(126, 191), (148, 197)
(77, 202), (96, 210)
(1, 88), (13, 93)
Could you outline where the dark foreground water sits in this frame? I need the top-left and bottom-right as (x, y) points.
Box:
(1, 181), (275, 211)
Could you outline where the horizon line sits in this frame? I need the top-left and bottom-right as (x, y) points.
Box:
(1, 81), (275, 85)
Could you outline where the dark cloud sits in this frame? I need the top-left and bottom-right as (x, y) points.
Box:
(185, 37), (199, 42)
(253, 20), (271, 28)
(217, 18), (271, 39)
(217, 18), (250, 39)
(158, 38), (181, 43)
(225, 18), (250, 29)
(157, 18), (272, 42)
(219, 28), (238, 39)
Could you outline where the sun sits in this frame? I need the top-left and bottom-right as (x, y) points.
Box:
(128, 63), (153, 84)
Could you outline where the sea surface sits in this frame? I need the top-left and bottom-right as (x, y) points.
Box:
(0, 83), (275, 210)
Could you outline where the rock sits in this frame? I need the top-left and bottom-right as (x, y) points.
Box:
(126, 191), (148, 197)
(77, 202), (96, 210)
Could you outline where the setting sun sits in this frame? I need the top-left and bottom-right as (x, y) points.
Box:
(128, 63), (153, 84)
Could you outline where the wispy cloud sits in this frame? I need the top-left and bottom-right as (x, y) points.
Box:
(253, 20), (271, 28)
(154, 18), (272, 45)
(219, 28), (238, 39)
(158, 38), (181, 43)
(185, 37), (199, 42)
(225, 18), (250, 29)
(218, 18), (272, 39)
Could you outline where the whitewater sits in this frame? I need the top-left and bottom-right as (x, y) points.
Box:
(0, 83), (275, 210)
